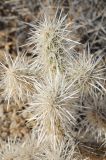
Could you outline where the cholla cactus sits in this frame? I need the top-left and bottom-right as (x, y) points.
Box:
(27, 11), (79, 74)
(43, 137), (89, 160)
(0, 53), (37, 107)
(17, 133), (46, 160)
(74, 97), (106, 141)
(0, 138), (21, 160)
(67, 49), (106, 99)
(43, 138), (76, 160)
(0, 3), (106, 160)
(0, 136), (88, 160)
(25, 71), (78, 148)
(0, 135), (45, 160)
